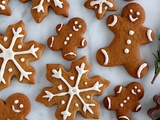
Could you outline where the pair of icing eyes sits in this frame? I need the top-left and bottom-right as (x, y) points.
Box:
(134, 86), (141, 92)
(74, 21), (82, 28)
(130, 9), (140, 16)
(14, 100), (24, 108)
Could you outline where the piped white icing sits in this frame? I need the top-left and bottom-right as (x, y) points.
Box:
(101, 49), (109, 65)
(58, 23), (64, 31)
(131, 89), (137, 95)
(8, 68), (13, 72)
(137, 63), (147, 78)
(3, 37), (8, 42)
(147, 29), (153, 42)
(108, 15), (117, 27)
(107, 97), (111, 109)
(20, 58), (25, 62)
(70, 76), (74, 80)
(58, 85), (63, 90)
(118, 116), (130, 120)
(81, 39), (86, 46)
(75, 103), (79, 107)
(12, 105), (22, 113)
(129, 30), (134, 35)
(90, 0), (113, 14)
(136, 104), (141, 111)
(50, 37), (54, 47)
(73, 26), (79, 32)
(18, 45), (22, 49)
(129, 15), (138, 22)
(117, 86), (122, 94)
(124, 48), (129, 54)
(64, 52), (76, 57)
(0, 1), (6, 10)
(61, 100), (65, 105)
(126, 39), (131, 45)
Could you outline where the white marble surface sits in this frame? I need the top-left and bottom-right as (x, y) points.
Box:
(0, 0), (160, 120)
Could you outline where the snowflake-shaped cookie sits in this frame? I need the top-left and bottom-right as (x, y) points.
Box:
(0, 0), (11, 15)
(0, 21), (45, 90)
(20, 0), (70, 23)
(36, 56), (110, 120)
(84, 0), (117, 19)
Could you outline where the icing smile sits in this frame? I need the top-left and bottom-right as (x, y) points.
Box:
(73, 26), (79, 31)
(12, 105), (22, 113)
(129, 15), (138, 22)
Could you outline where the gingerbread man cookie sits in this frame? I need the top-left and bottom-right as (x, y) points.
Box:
(0, 0), (11, 16)
(0, 93), (31, 120)
(36, 56), (110, 120)
(20, 0), (70, 23)
(148, 95), (160, 120)
(0, 21), (45, 90)
(104, 82), (144, 120)
(97, 3), (154, 78)
(47, 17), (87, 60)
(84, 0), (117, 19)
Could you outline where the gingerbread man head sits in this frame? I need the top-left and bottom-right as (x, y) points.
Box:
(122, 3), (146, 25)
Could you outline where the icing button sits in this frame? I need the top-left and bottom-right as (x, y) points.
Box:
(124, 48), (129, 54)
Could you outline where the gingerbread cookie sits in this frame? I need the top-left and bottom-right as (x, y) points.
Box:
(47, 17), (87, 60)
(20, 0), (70, 23)
(0, 0), (11, 16)
(0, 93), (31, 120)
(148, 95), (160, 120)
(97, 3), (154, 78)
(36, 56), (110, 120)
(0, 21), (45, 90)
(104, 82), (144, 120)
(84, 0), (117, 20)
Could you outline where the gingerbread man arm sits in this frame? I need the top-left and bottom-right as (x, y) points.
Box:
(140, 27), (154, 44)
(56, 23), (65, 33)
(106, 14), (120, 30)
(132, 102), (142, 112)
(78, 37), (87, 48)
(104, 96), (118, 110)
(114, 85), (125, 95)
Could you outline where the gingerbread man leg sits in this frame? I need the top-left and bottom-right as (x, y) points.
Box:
(103, 96), (118, 111)
(97, 47), (122, 67)
(124, 59), (148, 78)
(116, 110), (131, 120)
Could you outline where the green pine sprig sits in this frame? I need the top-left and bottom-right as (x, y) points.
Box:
(151, 35), (160, 84)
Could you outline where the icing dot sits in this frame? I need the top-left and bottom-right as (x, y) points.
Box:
(86, 95), (90, 99)
(20, 58), (25, 62)
(124, 48), (129, 54)
(8, 68), (13, 72)
(69, 34), (72, 37)
(64, 41), (67, 45)
(137, 89), (141, 93)
(78, 25), (82, 28)
(130, 9), (133, 13)
(123, 100), (127, 103)
(129, 30), (134, 35)
(136, 12), (140, 15)
(2, 1), (5, 4)
(120, 103), (124, 107)
(84, 82), (87, 85)
(134, 86), (138, 89)
(19, 104), (24, 108)
(14, 100), (19, 104)
(70, 76), (74, 80)
(105, 6), (108, 10)
(17, 27), (22, 33)
(75, 103), (79, 107)
(95, 6), (97, 9)
(61, 100), (65, 105)
(74, 21), (78, 25)
(126, 40), (131, 44)
(4, 36), (8, 41)
(57, 85), (62, 91)
(66, 37), (70, 41)
(18, 45), (22, 49)
(127, 97), (130, 100)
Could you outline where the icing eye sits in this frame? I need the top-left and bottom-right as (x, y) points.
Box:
(130, 9), (133, 13)
(134, 86), (137, 89)
(74, 21), (78, 25)
(14, 100), (19, 104)
(19, 104), (24, 108)
(136, 12), (140, 15)
(137, 89), (141, 93)
(78, 25), (82, 28)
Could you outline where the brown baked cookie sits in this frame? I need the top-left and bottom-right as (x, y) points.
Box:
(20, 0), (70, 23)
(96, 3), (154, 78)
(0, 21), (45, 90)
(0, 93), (31, 120)
(148, 95), (160, 120)
(36, 56), (110, 120)
(104, 82), (144, 120)
(47, 17), (87, 61)
(0, 0), (11, 15)
(84, 0), (117, 19)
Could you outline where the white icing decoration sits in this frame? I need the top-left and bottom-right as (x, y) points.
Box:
(81, 39), (86, 47)
(33, 0), (63, 13)
(136, 104), (141, 111)
(123, 100), (127, 103)
(3, 37), (8, 42)
(86, 95), (90, 99)
(70, 76), (74, 80)
(14, 100), (19, 104)
(74, 21), (78, 25)
(50, 37), (54, 47)
(118, 116), (130, 120)
(120, 103), (124, 107)
(90, 0), (113, 14)
(147, 29), (153, 41)
(134, 86), (137, 89)
(61, 100), (65, 105)
(66, 37), (70, 41)
(117, 86), (122, 94)
(69, 34), (72, 37)
(131, 89), (137, 95)
(58, 84), (63, 90)
(75, 103), (79, 107)
(58, 23), (63, 31)
(2, 1), (5, 4)
(108, 15), (117, 27)
(12, 105), (22, 113)
(18, 45), (22, 49)
(20, 58), (25, 62)
(64, 52), (76, 57)
(136, 12), (140, 15)
(73, 26), (79, 32)
(42, 63), (103, 120)
(137, 89), (141, 93)
(78, 25), (82, 28)
(129, 30), (134, 35)
(64, 41), (67, 45)
(126, 39), (131, 45)
(0, 27), (39, 84)
(19, 104), (24, 108)
(101, 49), (109, 65)
(107, 97), (111, 109)
(127, 96), (130, 100)
(0, 1), (5, 10)
(129, 13), (138, 22)
(8, 68), (13, 72)
(130, 9), (133, 13)
(124, 48), (129, 54)
(85, 82), (87, 85)
(137, 63), (147, 78)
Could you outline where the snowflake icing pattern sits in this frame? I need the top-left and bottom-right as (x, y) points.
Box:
(0, 21), (44, 90)
(36, 56), (110, 120)
(20, 0), (69, 23)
